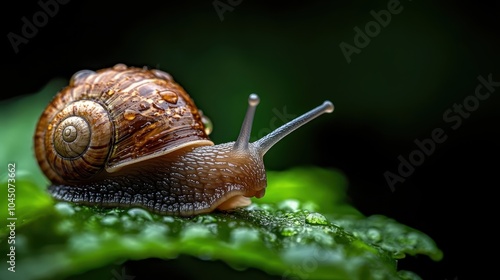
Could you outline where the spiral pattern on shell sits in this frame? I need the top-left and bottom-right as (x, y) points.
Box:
(35, 64), (213, 184)
(46, 100), (113, 181)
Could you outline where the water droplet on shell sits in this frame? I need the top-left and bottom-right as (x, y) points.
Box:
(113, 63), (127, 71)
(124, 109), (137, 120)
(158, 90), (178, 103)
(139, 101), (150, 111)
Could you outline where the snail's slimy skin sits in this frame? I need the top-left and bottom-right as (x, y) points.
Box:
(48, 143), (266, 216)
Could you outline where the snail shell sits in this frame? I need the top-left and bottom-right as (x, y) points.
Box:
(35, 64), (213, 184)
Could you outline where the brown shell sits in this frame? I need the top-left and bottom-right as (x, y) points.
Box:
(34, 63), (214, 184)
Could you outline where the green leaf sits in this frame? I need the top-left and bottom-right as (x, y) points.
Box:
(333, 215), (444, 262)
(0, 80), (442, 280)
(0, 179), (439, 280)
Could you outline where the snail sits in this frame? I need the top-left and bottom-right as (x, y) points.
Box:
(34, 63), (334, 216)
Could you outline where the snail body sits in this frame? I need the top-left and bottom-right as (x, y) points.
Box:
(34, 64), (333, 216)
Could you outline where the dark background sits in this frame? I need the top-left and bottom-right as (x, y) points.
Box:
(2, 1), (499, 279)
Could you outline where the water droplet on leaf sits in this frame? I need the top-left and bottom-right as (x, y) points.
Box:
(127, 208), (153, 221)
(54, 202), (75, 216)
(305, 212), (328, 225)
(405, 232), (419, 246)
(230, 228), (260, 244)
(392, 251), (406, 259)
(56, 220), (75, 234)
(366, 228), (381, 242)
(281, 227), (298, 237)
(140, 224), (169, 239)
(101, 216), (119, 226)
(162, 216), (175, 223)
(181, 225), (212, 239)
(195, 215), (217, 224)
